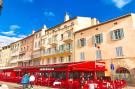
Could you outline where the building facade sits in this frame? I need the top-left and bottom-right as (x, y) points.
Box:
(74, 13), (135, 83)
(10, 41), (21, 67)
(0, 45), (11, 68)
(19, 34), (34, 66)
(40, 13), (99, 65)
(0, 13), (135, 83)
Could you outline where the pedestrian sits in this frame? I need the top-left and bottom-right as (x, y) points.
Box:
(29, 73), (35, 89)
(21, 73), (30, 89)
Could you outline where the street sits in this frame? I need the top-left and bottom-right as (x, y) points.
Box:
(0, 81), (135, 89)
(0, 81), (54, 89)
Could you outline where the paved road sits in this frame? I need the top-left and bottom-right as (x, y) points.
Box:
(1, 81), (135, 89)
(0, 81), (54, 89)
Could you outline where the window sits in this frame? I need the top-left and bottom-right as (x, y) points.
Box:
(38, 41), (40, 47)
(59, 45), (64, 52)
(71, 22), (74, 26)
(77, 38), (86, 47)
(110, 28), (124, 40)
(61, 34), (63, 40)
(47, 58), (50, 64)
(116, 47), (123, 57)
(60, 57), (64, 63)
(48, 38), (51, 44)
(92, 33), (103, 44)
(80, 52), (85, 60)
(96, 50), (102, 59)
(67, 55), (72, 62)
(53, 58), (57, 63)
(35, 42), (37, 48)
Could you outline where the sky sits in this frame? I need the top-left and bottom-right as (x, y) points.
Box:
(0, 0), (135, 47)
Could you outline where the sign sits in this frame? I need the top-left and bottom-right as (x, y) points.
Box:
(110, 63), (114, 70)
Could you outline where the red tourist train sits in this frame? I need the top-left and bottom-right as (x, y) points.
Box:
(0, 61), (127, 89)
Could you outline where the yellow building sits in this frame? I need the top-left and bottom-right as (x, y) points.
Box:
(40, 13), (99, 65)
(10, 41), (21, 67)
(74, 13), (135, 83)
(19, 34), (34, 66)
(0, 45), (11, 68)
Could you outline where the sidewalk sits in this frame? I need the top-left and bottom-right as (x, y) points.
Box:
(0, 81), (55, 89)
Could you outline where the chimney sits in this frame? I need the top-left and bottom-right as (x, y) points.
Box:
(43, 24), (47, 30)
(42, 24), (48, 36)
(32, 30), (35, 34)
(64, 12), (70, 22)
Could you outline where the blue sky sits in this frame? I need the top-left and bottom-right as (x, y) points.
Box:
(0, 0), (135, 46)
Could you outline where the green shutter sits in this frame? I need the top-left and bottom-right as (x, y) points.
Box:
(120, 29), (124, 38)
(92, 36), (96, 46)
(100, 33), (103, 43)
(84, 38), (86, 46)
(110, 31), (115, 40)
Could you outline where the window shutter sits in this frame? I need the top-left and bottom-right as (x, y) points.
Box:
(110, 31), (115, 40)
(77, 39), (80, 47)
(92, 36), (96, 46)
(96, 50), (102, 59)
(100, 33), (103, 43)
(80, 52), (85, 60)
(120, 29), (124, 38)
(84, 38), (86, 46)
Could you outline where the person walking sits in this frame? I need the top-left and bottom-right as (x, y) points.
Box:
(29, 73), (35, 89)
(21, 73), (30, 89)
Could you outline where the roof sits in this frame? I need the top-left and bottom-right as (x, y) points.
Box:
(75, 13), (134, 33)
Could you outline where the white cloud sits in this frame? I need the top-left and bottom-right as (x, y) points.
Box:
(1, 31), (15, 36)
(10, 25), (20, 30)
(44, 11), (55, 17)
(0, 35), (21, 47)
(102, 0), (133, 8)
(112, 0), (133, 8)
(18, 35), (27, 38)
(1, 25), (20, 36)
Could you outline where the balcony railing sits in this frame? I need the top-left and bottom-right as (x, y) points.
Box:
(32, 53), (41, 59)
(49, 39), (58, 46)
(11, 52), (19, 57)
(63, 34), (73, 43)
(42, 48), (72, 57)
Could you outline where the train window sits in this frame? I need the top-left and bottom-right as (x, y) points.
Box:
(52, 72), (66, 80)
(43, 72), (49, 78)
(69, 72), (80, 79)
(96, 71), (105, 80)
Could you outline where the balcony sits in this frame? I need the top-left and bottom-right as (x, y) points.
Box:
(49, 39), (57, 46)
(10, 59), (18, 63)
(42, 48), (72, 58)
(19, 51), (26, 55)
(40, 45), (46, 49)
(11, 52), (19, 57)
(32, 53), (41, 59)
(63, 35), (73, 43)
